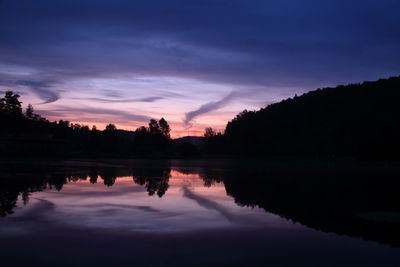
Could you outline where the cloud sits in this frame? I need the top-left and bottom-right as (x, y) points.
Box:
(1, 0), (399, 91)
(14, 80), (60, 104)
(77, 96), (164, 103)
(138, 96), (164, 102)
(37, 106), (152, 124)
(0, 78), (60, 104)
(184, 92), (237, 125)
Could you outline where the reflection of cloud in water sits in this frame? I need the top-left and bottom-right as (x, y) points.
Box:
(10, 198), (55, 222)
(181, 184), (237, 223)
(86, 203), (161, 213)
(46, 186), (146, 197)
(1, 171), (298, 234)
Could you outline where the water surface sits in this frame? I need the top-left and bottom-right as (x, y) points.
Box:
(1, 159), (400, 266)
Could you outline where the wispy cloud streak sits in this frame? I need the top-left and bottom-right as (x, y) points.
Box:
(15, 80), (60, 104)
(38, 106), (151, 123)
(76, 96), (164, 103)
(184, 92), (237, 125)
(0, 78), (60, 104)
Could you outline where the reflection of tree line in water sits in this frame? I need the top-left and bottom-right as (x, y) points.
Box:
(0, 163), (229, 217)
(223, 161), (400, 248)
(0, 165), (174, 217)
(2, 161), (400, 247)
(177, 161), (400, 247)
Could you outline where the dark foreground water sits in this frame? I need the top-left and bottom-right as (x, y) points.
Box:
(1, 159), (400, 267)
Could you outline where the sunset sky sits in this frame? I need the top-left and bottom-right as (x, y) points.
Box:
(1, 0), (399, 137)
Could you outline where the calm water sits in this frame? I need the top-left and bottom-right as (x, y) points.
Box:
(1, 159), (400, 266)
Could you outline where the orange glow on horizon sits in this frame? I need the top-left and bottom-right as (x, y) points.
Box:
(18, 76), (241, 138)
(42, 116), (226, 138)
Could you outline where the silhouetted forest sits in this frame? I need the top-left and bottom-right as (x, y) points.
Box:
(225, 76), (400, 159)
(0, 91), (172, 157)
(2, 76), (400, 159)
(0, 90), (223, 158)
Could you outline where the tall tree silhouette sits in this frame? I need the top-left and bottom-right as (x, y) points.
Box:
(148, 119), (160, 135)
(0, 91), (22, 117)
(204, 127), (216, 138)
(105, 123), (117, 131)
(159, 117), (171, 139)
(25, 104), (35, 119)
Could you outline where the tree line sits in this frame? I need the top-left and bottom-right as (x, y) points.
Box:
(0, 91), (174, 157)
(224, 76), (400, 159)
(2, 75), (399, 159)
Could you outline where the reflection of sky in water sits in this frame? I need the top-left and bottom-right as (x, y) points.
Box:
(2, 164), (400, 267)
(5, 170), (299, 233)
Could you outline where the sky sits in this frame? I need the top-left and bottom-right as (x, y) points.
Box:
(0, 0), (399, 137)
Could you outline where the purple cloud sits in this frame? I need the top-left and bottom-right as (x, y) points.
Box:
(184, 92), (238, 125)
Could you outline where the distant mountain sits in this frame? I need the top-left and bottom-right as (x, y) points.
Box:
(172, 136), (205, 146)
(225, 76), (400, 159)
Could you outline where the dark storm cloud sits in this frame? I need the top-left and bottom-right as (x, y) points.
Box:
(184, 92), (238, 125)
(0, 0), (399, 101)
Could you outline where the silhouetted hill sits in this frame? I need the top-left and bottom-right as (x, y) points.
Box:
(225, 76), (400, 159)
(172, 136), (205, 145)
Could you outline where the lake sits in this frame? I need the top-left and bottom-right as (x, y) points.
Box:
(1, 159), (400, 266)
